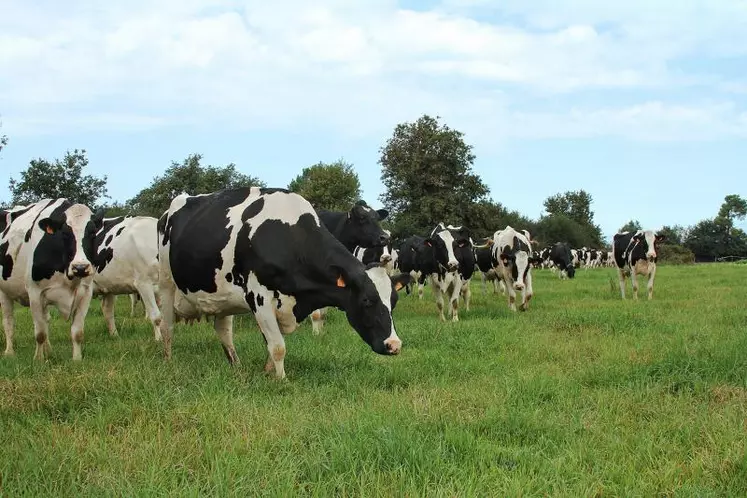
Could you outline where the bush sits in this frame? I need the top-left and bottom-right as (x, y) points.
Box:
(658, 244), (695, 265)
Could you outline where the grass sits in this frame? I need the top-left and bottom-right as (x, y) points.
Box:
(1, 264), (747, 496)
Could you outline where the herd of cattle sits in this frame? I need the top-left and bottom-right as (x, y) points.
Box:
(0, 187), (665, 378)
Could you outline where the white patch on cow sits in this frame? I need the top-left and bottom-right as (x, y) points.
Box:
(246, 188), (318, 239)
(435, 229), (459, 270)
(366, 266), (401, 352)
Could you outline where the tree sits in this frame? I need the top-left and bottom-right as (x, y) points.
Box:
(534, 214), (599, 248)
(288, 159), (361, 211)
(8, 149), (109, 207)
(127, 153), (265, 217)
(464, 200), (535, 240)
(716, 194), (747, 223)
(542, 190), (603, 246)
(379, 114), (489, 237)
(0, 134), (7, 154)
(619, 219), (642, 233)
(684, 195), (747, 261)
(658, 225), (685, 246)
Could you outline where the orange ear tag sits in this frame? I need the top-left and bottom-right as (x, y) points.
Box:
(45, 226), (54, 234)
(336, 275), (346, 288)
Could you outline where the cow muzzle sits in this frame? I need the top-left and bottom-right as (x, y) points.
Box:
(384, 337), (402, 355)
(647, 253), (656, 263)
(447, 261), (459, 272)
(513, 282), (525, 291)
(68, 262), (93, 279)
(380, 254), (392, 263)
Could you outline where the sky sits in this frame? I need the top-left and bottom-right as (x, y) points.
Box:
(1, 0), (746, 239)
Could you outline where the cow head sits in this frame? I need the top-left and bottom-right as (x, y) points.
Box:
(37, 204), (105, 279)
(425, 225), (459, 272)
(334, 264), (412, 355)
(633, 230), (665, 262)
(345, 201), (390, 248)
(498, 235), (533, 291)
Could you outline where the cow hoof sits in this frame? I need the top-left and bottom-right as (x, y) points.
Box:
(3, 350), (15, 357)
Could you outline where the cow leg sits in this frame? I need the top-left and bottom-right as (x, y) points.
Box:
(498, 279), (507, 296)
(30, 297), (52, 361)
(1, 291), (15, 356)
(449, 279), (462, 322)
(506, 285), (518, 312)
(431, 278), (446, 322)
(460, 279), (471, 313)
(129, 293), (137, 317)
(647, 266), (656, 300)
(631, 271), (639, 300)
(101, 294), (118, 337)
(617, 267), (627, 299)
(520, 272), (534, 311)
(310, 307), (326, 336)
(254, 306), (287, 380)
(418, 274), (426, 300)
(481, 273), (488, 294)
(158, 280), (176, 360)
(213, 315), (238, 365)
(69, 287), (93, 361)
(135, 282), (162, 341)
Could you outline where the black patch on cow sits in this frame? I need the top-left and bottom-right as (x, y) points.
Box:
(167, 192), (239, 294)
(259, 187), (291, 195)
(613, 232), (635, 269)
(31, 201), (76, 282)
(256, 294), (264, 307)
(2, 205), (34, 238)
(116, 227), (125, 236)
(0, 241), (12, 280)
(24, 199), (57, 242)
(225, 273), (233, 283)
(157, 212), (170, 246)
(93, 217), (126, 274)
(318, 202), (389, 252)
(245, 290), (257, 313)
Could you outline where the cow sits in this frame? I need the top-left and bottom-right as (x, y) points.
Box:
(488, 226), (539, 311)
(474, 236), (504, 294)
(1, 199), (105, 360)
(549, 242), (576, 279)
(91, 216), (162, 340)
(613, 230), (665, 300)
(425, 223), (475, 322)
(311, 201), (390, 334)
(396, 235), (429, 299)
(156, 187), (412, 379)
(353, 229), (397, 275)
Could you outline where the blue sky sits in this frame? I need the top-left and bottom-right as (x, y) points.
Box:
(1, 0), (746, 240)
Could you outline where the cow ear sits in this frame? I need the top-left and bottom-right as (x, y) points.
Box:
(376, 209), (388, 220)
(391, 272), (412, 292)
(92, 207), (106, 229)
(38, 217), (64, 235)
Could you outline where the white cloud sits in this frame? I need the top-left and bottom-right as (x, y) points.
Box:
(0, 0), (746, 142)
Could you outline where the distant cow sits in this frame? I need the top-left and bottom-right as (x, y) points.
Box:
(396, 235), (429, 299)
(549, 242), (576, 279)
(474, 236), (504, 294)
(353, 229), (397, 275)
(156, 187), (411, 379)
(613, 230), (665, 300)
(490, 226), (539, 311)
(92, 216), (162, 340)
(311, 201), (390, 334)
(0, 199), (104, 360)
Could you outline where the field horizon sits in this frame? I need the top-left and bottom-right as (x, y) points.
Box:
(2, 264), (746, 496)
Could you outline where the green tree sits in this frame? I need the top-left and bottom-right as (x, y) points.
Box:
(658, 225), (685, 246)
(684, 195), (747, 260)
(542, 190), (603, 246)
(619, 219), (642, 233)
(464, 200), (535, 240)
(288, 159), (361, 211)
(534, 214), (599, 248)
(716, 194), (747, 223)
(128, 153), (265, 217)
(379, 114), (489, 237)
(8, 149), (109, 207)
(0, 134), (7, 154)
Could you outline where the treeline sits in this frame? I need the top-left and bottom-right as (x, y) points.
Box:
(1, 116), (745, 263)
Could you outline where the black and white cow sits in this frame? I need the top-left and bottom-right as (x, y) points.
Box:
(424, 223), (476, 322)
(91, 216), (162, 340)
(353, 229), (397, 275)
(396, 235), (429, 299)
(0, 199), (104, 359)
(489, 226), (539, 311)
(613, 230), (665, 300)
(474, 236), (505, 295)
(549, 242), (576, 279)
(156, 187), (411, 379)
(311, 201), (390, 334)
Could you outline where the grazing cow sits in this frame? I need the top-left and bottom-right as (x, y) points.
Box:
(490, 226), (539, 311)
(353, 229), (397, 275)
(156, 187), (411, 379)
(1, 199), (104, 359)
(91, 216), (162, 340)
(549, 242), (576, 279)
(311, 201), (390, 334)
(613, 230), (665, 300)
